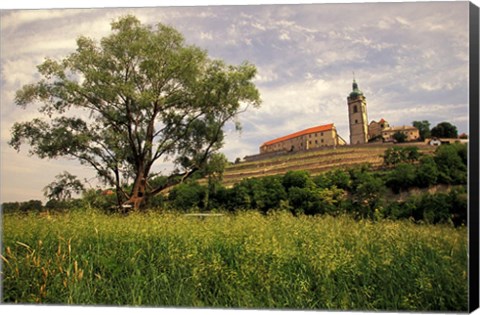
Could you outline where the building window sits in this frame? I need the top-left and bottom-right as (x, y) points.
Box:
(315, 140), (318, 144)
(353, 105), (358, 113)
(321, 139), (324, 143)
(355, 119), (358, 124)
(321, 132), (324, 136)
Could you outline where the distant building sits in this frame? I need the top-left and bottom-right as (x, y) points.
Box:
(368, 118), (419, 142)
(260, 123), (346, 154)
(381, 125), (420, 142)
(368, 118), (390, 140)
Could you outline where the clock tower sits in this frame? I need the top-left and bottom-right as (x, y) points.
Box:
(347, 79), (368, 145)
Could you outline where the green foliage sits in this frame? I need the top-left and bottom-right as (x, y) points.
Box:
(349, 168), (385, 219)
(392, 131), (407, 143)
(44, 199), (83, 212)
(386, 163), (417, 193)
(282, 170), (314, 190)
(434, 144), (467, 185)
(1, 200), (43, 213)
(168, 182), (206, 211)
(384, 187), (467, 226)
(415, 155), (439, 188)
(251, 176), (287, 213)
(81, 189), (118, 211)
(383, 146), (421, 166)
(43, 171), (84, 201)
(448, 186), (468, 227)
(314, 169), (352, 190)
(431, 122), (458, 138)
(412, 120), (431, 141)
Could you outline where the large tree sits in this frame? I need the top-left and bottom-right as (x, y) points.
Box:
(430, 122), (458, 139)
(9, 16), (261, 210)
(412, 120), (431, 141)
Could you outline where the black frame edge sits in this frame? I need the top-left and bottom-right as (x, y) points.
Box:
(469, 1), (480, 313)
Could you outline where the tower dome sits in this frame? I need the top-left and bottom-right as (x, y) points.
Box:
(349, 79), (363, 98)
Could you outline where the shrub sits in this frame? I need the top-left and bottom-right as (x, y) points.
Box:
(434, 144), (467, 185)
(44, 199), (82, 211)
(228, 180), (254, 210)
(383, 146), (421, 166)
(168, 182), (206, 211)
(418, 193), (451, 224)
(19, 200), (43, 213)
(392, 131), (407, 143)
(82, 189), (117, 211)
(314, 169), (351, 190)
(386, 163), (417, 193)
(448, 187), (467, 226)
(349, 169), (385, 219)
(1, 202), (20, 213)
(415, 155), (439, 188)
(253, 176), (287, 213)
(282, 170), (313, 190)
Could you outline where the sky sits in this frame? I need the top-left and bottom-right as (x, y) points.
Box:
(0, 0), (475, 203)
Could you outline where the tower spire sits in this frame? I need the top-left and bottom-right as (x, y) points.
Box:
(350, 77), (363, 98)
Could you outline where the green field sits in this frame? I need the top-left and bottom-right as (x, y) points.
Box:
(1, 210), (468, 311)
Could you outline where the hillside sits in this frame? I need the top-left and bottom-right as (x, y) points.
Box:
(221, 143), (436, 186)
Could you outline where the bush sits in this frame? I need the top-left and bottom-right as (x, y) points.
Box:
(44, 199), (82, 211)
(228, 180), (255, 210)
(392, 131), (407, 143)
(448, 187), (467, 226)
(19, 200), (43, 213)
(385, 189), (467, 226)
(415, 155), (439, 188)
(282, 170), (313, 190)
(82, 189), (118, 211)
(383, 146), (421, 166)
(348, 168), (385, 219)
(168, 182), (206, 211)
(314, 169), (351, 190)
(386, 163), (417, 193)
(1, 202), (21, 213)
(145, 194), (165, 210)
(253, 176), (287, 213)
(434, 144), (467, 185)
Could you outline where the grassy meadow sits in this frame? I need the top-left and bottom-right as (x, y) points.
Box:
(1, 210), (468, 311)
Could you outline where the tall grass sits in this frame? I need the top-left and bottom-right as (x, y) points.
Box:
(1, 210), (468, 311)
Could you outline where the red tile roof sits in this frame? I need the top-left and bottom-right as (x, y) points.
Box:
(262, 123), (335, 147)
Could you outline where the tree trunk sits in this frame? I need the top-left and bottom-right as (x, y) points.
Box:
(125, 170), (148, 211)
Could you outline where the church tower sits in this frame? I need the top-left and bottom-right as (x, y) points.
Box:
(347, 79), (368, 144)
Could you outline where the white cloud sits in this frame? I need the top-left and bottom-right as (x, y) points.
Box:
(278, 31), (290, 41)
(200, 31), (213, 40)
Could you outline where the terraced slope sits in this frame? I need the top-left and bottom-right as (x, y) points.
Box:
(221, 143), (435, 186)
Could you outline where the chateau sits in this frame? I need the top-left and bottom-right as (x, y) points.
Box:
(258, 79), (419, 155)
(259, 123), (346, 154)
